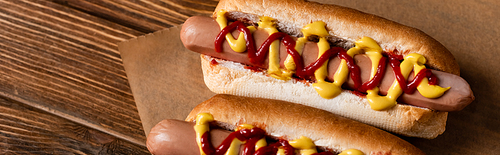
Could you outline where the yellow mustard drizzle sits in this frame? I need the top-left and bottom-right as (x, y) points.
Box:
(289, 21), (345, 99)
(283, 37), (307, 72)
(216, 10), (256, 53)
(282, 25), (310, 78)
(338, 149), (365, 155)
(346, 37), (397, 110)
(194, 113), (214, 155)
(289, 136), (317, 155)
(225, 139), (244, 155)
(350, 37), (384, 79)
(277, 148), (286, 155)
(258, 16), (293, 80)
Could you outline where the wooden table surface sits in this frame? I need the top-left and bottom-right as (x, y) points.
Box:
(0, 0), (215, 154)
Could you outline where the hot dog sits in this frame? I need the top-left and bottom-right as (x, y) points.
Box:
(147, 94), (426, 155)
(180, 0), (474, 138)
(181, 15), (473, 112)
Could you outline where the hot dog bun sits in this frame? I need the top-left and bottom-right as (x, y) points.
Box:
(201, 55), (447, 139)
(184, 94), (425, 155)
(214, 0), (459, 75)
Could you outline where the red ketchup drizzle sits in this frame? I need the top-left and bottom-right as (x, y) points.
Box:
(389, 54), (438, 94)
(214, 20), (256, 58)
(200, 132), (215, 155)
(214, 21), (439, 95)
(359, 57), (388, 92)
(200, 127), (266, 155)
(254, 139), (295, 155)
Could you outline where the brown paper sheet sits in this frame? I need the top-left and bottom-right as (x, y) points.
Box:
(119, 0), (499, 154)
(119, 25), (215, 137)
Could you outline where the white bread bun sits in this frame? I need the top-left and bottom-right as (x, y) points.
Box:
(201, 54), (447, 139)
(185, 94), (426, 155)
(214, 0), (459, 75)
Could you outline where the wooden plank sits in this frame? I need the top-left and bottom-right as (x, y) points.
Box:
(0, 0), (145, 146)
(0, 96), (149, 154)
(0, 0), (217, 150)
(49, 0), (218, 33)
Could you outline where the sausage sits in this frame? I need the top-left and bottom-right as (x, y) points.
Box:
(148, 94), (427, 154)
(147, 119), (233, 155)
(180, 16), (474, 111)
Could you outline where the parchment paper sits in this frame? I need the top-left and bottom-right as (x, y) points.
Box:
(119, 26), (215, 137)
(119, 0), (499, 154)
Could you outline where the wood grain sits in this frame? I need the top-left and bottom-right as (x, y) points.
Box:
(50, 0), (219, 33)
(0, 0), (216, 153)
(0, 0), (145, 145)
(0, 96), (148, 154)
